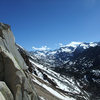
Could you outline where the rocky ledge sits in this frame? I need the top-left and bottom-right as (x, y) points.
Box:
(0, 23), (39, 100)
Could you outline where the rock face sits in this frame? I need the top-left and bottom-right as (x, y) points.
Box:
(0, 81), (14, 100)
(0, 23), (39, 100)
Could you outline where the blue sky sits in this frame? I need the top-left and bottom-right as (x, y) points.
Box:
(0, 0), (100, 51)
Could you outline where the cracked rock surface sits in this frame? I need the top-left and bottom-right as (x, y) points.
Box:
(0, 23), (39, 100)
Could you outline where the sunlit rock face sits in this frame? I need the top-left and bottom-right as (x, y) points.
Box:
(0, 23), (39, 100)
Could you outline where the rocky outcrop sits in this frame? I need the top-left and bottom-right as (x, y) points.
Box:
(16, 44), (34, 73)
(0, 23), (39, 100)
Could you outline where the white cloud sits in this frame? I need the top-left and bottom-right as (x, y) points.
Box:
(59, 43), (64, 47)
(32, 46), (50, 51)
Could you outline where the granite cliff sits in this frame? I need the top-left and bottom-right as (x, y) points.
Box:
(0, 23), (39, 100)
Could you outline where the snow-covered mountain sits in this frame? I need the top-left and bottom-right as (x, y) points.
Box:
(17, 45), (90, 100)
(17, 41), (100, 100)
(16, 41), (100, 100)
(54, 45), (100, 100)
(30, 42), (98, 67)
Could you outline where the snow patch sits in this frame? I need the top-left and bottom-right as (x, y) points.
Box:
(89, 42), (97, 47)
(33, 78), (75, 100)
(80, 43), (89, 49)
(39, 96), (46, 100)
(61, 48), (72, 52)
(66, 42), (82, 48)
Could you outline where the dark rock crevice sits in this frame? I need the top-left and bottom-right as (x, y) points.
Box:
(0, 53), (5, 81)
(0, 29), (4, 39)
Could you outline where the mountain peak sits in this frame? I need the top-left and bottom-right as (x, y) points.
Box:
(66, 41), (82, 47)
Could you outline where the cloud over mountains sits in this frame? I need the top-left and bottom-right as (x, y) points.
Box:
(32, 46), (50, 51)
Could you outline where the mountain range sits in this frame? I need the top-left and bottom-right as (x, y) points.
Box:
(30, 42), (98, 67)
(30, 41), (100, 100)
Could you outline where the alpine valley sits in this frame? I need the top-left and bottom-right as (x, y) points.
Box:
(0, 23), (100, 100)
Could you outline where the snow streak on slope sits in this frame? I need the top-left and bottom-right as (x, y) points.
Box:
(29, 57), (89, 100)
(33, 78), (75, 100)
(30, 59), (76, 100)
(30, 60), (80, 93)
